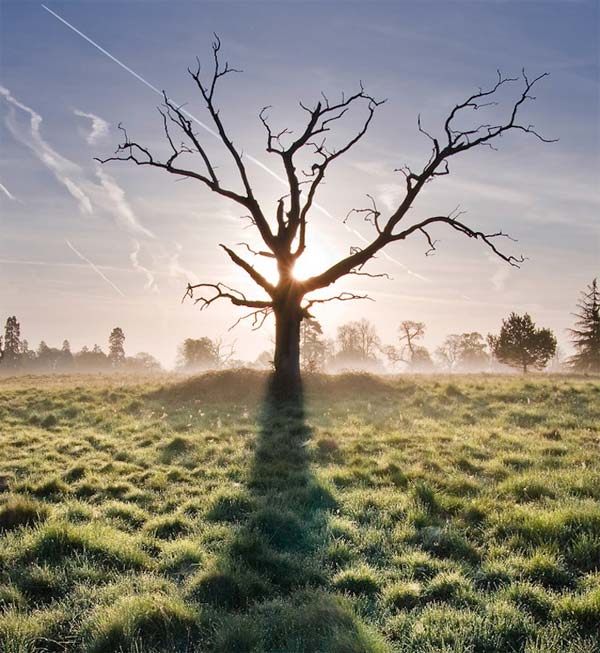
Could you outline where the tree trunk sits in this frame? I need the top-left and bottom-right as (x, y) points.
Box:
(273, 303), (302, 397)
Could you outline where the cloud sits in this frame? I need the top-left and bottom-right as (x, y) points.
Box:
(130, 240), (158, 292)
(491, 266), (511, 291)
(0, 182), (16, 201)
(352, 160), (394, 177)
(168, 243), (199, 285)
(0, 85), (93, 214)
(376, 182), (403, 212)
(443, 176), (531, 206)
(65, 239), (125, 296)
(96, 167), (155, 238)
(1, 86), (157, 245)
(74, 109), (109, 145)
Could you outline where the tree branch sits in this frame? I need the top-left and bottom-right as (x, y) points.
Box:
(219, 244), (276, 296)
(228, 306), (273, 331)
(184, 281), (272, 311)
(390, 213), (525, 267)
(303, 291), (373, 317)
(302, 69), (552, 292)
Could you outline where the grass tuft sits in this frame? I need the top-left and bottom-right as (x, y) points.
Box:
(85, 592), (198, 653)
(0, 496), (49, 531)
(18, 521), (149, 570)
(333, 565), (381, 596)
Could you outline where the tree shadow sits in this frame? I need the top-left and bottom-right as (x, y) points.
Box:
(191, 376), (380, 652)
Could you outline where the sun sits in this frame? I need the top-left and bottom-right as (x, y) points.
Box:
(291, 241), (335, 281)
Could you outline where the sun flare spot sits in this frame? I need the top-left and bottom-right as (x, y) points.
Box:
(291, 241), (335, 281)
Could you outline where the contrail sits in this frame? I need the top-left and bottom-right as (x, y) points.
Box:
(0, 182), (16, 201)
(42, 3), (429, 282)
(0, 257), (128, 272)
(65, 239), (125, 296)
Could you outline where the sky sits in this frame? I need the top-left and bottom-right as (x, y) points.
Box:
(0, 0), (598, 367)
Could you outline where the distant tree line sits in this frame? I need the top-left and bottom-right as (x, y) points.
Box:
(0, 322), (161, 374)
(280, 277), (599, 375)
(1, 277), (597, 375)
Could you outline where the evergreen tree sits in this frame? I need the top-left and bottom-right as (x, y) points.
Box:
(60, 339), (74, 369)
(37, 341), (50, 356)
(2, 316), (22, 369)
(300, 319), (327, 372)
(108, 327), (126, 367)
(488, 313), (556, 373)
(20, 340), (36, 369)
(568, 278), (600, 373)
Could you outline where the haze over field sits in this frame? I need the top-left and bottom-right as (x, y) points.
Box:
(0, 1), (598, 367)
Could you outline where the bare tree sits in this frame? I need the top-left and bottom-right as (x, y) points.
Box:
(335, 319), (381, 364)
(98, 36), (554, 393)
(435, 334), (463, 372)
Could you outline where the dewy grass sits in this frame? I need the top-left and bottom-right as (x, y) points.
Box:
(0, 371), (599, 652)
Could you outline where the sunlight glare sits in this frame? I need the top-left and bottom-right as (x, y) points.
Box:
(292, 241), (335, 281)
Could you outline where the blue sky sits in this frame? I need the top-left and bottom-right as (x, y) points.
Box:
(1, 0), (598, 365)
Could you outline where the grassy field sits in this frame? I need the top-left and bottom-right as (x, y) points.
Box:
(0, 371), (599, 653)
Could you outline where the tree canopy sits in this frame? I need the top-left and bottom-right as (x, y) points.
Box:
(568, 278), (600, 373)
(488, 313), (556, 373)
